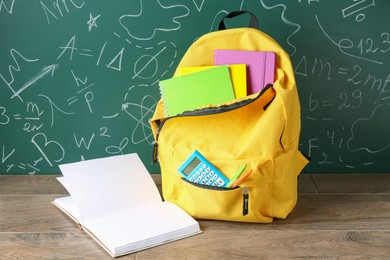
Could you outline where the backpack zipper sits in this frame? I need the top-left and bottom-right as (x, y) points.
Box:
(242, 186), (249, 216)
(152, 84), (274, 163)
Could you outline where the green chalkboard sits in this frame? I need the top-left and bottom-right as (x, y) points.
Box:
(1, 0), (389, 174)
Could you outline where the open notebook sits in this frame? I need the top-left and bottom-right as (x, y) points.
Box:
(52, 154), (201, 258)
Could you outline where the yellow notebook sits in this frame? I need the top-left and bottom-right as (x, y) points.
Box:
(159, 66), (235, 117)
(178, 64), (247, 98)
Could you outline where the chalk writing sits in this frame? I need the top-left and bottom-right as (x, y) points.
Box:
(297, 0), (320, 3)
(87, 13), (100, 31)
(132, 41), (177, 85)
(1, 1), (389, 174)
(67, 70), (95, 112)
(31, 133), (65, 167)
(57, 36), (128, 72)
(11, 64), (57, 100)
(94, 41), (107, 66)
(99, 127), (111, 138)
(106, 47), (124, 71)
(133, 47), (165, 80)
(357, 33), (390, 54)
(38, 94), (75, 127)
(1, 145), (14, 164)
(11, 157), (43, 175)
(0, 0), (15, 14)
(306, 90), (363, 114)
(121, 97), (157, 145)
(122, 85), (157, 145)
(22, 102), (44, 132)
(74, 132), (95, 150)
(315, 14), (382, 64)
(260, 0), (301, 56)
(295, 55), (389, 103)
(57, 35), (77, 61)
(119, 0), (189, 41)
(342, 0), (375, 23)
(0, 49), (40, 102)
(338, 90), (363, 110)
(106, 137), (129, 155)
(40, 0), (85, 25)
(193, 0), (205, 12)
(347, 103), (390, 153)
(0, 107), (10, 125)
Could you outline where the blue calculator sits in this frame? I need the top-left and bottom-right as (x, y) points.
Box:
(178, 150), (230, 187)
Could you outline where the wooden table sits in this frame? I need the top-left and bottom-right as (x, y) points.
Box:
(1, 174), (390, 259)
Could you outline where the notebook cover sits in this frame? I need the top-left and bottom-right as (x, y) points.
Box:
(177, 64), (247, 98)
(214, 50), (275, 95)
(159, 66), (235, 117)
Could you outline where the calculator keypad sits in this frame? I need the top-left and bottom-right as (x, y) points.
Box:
(189, 163), (226, 187)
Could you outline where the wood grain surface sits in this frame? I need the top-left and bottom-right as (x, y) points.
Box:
(0, 174), (389, 259)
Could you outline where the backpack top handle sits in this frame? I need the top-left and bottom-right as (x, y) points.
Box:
(218, 11), (259, 30)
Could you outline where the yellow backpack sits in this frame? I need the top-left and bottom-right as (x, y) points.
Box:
(150, 11), (309, 223)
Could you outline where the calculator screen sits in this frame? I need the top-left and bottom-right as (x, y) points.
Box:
(182, 157), (201, 176)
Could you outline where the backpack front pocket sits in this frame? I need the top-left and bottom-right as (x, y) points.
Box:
(176, 176), (273, 223)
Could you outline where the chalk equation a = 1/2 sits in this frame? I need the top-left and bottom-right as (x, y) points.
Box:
(342, 0), (375, 23)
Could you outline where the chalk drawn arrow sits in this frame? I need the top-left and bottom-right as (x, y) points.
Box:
(11, 64), (57, 99)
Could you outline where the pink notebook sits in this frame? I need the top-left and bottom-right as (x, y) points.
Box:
(214, 50), (276, 95)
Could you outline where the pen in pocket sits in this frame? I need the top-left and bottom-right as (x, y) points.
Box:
(232, 169), (252, 188)
(226, 163), (247, 188)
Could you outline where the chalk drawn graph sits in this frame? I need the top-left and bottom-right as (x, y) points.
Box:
(0, 49), (40, 102)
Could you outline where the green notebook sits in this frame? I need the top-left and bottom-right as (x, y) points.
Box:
(159, 66), (235, 117)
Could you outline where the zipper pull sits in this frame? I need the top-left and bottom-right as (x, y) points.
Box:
(152, 141), (158, 163)
(152, 119), (163, 164)
(242, 187), (249, 216)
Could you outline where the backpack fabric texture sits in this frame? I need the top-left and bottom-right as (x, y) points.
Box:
(150, 14), (309, 223)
